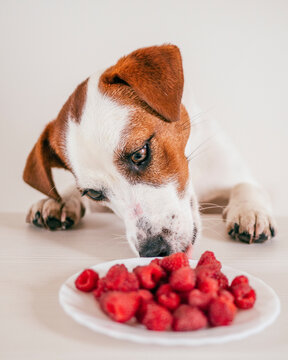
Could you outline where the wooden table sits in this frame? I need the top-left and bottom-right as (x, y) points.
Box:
(1, 212), (287, 360)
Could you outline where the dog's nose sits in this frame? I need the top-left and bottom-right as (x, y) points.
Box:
(139, 236), (171, 257)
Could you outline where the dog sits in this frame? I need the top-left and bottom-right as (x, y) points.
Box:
(23, 44), (277, 257)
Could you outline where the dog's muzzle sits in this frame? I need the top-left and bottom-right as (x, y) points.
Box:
(138, 235), (171, 257)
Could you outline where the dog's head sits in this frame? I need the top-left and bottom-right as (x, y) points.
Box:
(23, 44), (200, 256)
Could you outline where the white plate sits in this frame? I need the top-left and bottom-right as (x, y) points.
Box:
(59, 258), (280, 346)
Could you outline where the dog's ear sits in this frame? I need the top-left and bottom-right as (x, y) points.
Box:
(23, 121), (67, 201)
(23, 79), (88, 199)
(101, 44), (184, 122)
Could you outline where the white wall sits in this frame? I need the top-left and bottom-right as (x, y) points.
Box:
(0, 0), (287, 215)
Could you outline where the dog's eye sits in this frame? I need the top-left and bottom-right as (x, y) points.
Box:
(82, 189), (106, 201)
(131, 144), (148, 165)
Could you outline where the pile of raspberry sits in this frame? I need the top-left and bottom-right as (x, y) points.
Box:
(75, 251), (256, 331)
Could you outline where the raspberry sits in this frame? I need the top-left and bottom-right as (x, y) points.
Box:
(75, 269), (99, 292)
(173, 305), (208, 331)
(196, 251), (222, 271)
(160, 252), (189, 272)
(218, 289), (234, 303)
(208, 297), (237, 326)
(230, 275), (249, 288)
(133, 264), (164, 289)
(142, 302), (173, 331)
(231, 283), (256, 309)
(136, 299), (155, 323)
(156, 284), (180, 310)
(135, 291), (154, 323)
(99, 291), (140, 323)
(170, 266), (196, 292)
(93, 278), (107, 298)
(137, 289), (154, 303)
(216, 272), (229, 289)
(104, 264), (139, 292)
(196, 264), (221, 283)
(150, 258), (162, 267)
(198, 277), (219, 295)
(188, 289), (212, 310)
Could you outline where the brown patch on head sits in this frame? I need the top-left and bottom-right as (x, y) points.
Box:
(57, 78), (88, 124)
(99, 44), (183, 122)
(23, 78), (88, 200)
(114, 104), (190, 195)
(98, 44), (190, 195)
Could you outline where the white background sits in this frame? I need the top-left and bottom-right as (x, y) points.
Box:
(0, 0), (287, 215)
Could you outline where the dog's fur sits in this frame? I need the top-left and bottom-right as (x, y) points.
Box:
(23, 45), (277, 256)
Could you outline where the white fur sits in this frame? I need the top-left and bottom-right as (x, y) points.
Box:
(66, 72), (130, 190)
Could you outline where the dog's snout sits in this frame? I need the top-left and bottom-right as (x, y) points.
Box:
(138, 236), (171, 257)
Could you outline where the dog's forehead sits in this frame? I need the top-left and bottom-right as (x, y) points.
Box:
(66, 72), (130, 188)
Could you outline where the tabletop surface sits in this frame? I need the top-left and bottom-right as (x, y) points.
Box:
(0, 212), (287, 360)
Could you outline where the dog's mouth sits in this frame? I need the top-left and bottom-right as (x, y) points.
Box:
(184, 243), (193, 259)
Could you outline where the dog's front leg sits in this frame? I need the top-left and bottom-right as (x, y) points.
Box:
(26, 187), (85, 230)
(223, 183), (277, 243)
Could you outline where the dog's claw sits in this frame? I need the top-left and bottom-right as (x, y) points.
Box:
(254, 232), (269, 243)
(270, 226), (275, 237)
(62, 217), (74, 230)
(32, 211), (43, 228)
(237, 231), (252, 244)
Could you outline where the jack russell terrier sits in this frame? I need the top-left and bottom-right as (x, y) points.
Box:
(23, 44), (277, 257)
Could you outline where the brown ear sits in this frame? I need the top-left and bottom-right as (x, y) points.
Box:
(23, 121), (67, 201)
(101, 44), (184, 122)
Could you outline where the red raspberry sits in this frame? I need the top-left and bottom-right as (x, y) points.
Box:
(104, 264), (139, 292)
(196, 251), (222, 271)
(188, 289), (213, 310)
(133, 264), (164, 289)
(156, 284), (180, 310)
(231, 283), (256, 309)
(150, 258), (162, 267)
(135, 291), (154, 323)
(218, 289), (235, 303)
(75, 269), (99, 292)
(136, 299), (155, 323)
(216, 272), (229, 289)
(142, 302), (173, 331)
(137, 289), (154, 303)
(208, 297), (237, 326)
(196, 264), (221, 283)
(198, 277), (219, 295)
(99, 291), (140, 323)
(161, 252), (189, 272)
(230, 275), (249, 288)
(170, 266), (196, 292)
(93, 278), (107, 299)
(173, 305), (208, 331)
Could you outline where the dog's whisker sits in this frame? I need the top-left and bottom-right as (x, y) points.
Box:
(186, 134), (216, 162)
(111, 233), (127, 241)
(200, 204), (226, 209)
(200, 206), (226, 212)
(200, 202), (226, 207)
(188, 146), (211, 163)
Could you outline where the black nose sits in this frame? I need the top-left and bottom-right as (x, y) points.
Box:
(139, 236), (171, 257)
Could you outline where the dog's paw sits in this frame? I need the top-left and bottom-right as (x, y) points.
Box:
(223, 203), (277, 244)
(26, 196), (85, 230)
